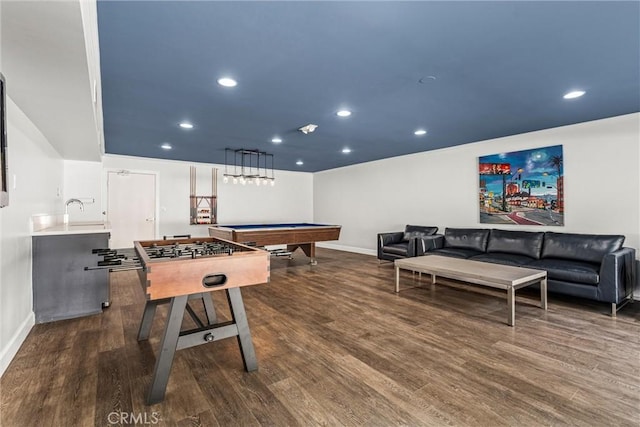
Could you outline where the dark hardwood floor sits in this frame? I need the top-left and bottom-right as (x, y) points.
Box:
(1, 248), (639, 426)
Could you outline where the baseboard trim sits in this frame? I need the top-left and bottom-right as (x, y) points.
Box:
(0, 311), (35, 377)
(317, 242), (376, 257)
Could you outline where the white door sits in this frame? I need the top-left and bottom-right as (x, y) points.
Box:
(107, 171), (156, 248)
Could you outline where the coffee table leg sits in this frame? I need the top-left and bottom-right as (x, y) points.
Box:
(507, 287), (515, 326)
(395, 266), (400, 293)
(540, 277), (548, 310)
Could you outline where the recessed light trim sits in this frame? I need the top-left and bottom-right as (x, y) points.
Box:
(336, 110), (352, 117)
(296, 160), (304, 166)
(271, 137), (282, 144)
(342, 147), (351, 154)
(161, 143), (172, 150)
(563, 90), (585, 99)
(414, 129), (427, 136)
(217, 77), (237, 87)
(418, 75), (437, 84)
(179, 122), (193, 129)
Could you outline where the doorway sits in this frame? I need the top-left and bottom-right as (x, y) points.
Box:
(106, 170), (157, 248)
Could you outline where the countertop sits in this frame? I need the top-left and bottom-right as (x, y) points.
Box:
(31, 221), (112, 236)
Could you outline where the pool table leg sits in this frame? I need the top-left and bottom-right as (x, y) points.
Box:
(287, 242), (317, 265)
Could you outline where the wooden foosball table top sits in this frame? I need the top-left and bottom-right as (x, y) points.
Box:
(134, 237), (270, 300)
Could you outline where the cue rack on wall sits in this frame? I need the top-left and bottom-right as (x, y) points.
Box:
(189, 166), (218, 225)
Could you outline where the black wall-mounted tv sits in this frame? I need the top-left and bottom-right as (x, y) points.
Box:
(0, 72), (8, 208)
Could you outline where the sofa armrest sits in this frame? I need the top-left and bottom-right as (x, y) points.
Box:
(377, 232), (405, 259)
(598, 247), (636, 303)
(415, 235), (444, 256)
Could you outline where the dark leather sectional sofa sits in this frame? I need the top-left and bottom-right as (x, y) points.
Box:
(378, 226), (636, 316)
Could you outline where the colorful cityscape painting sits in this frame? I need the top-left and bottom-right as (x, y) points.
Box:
(479, 145), (564, 226)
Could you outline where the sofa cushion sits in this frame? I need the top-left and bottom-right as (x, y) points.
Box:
(541, 232), (624, 264)
(444, 228), (490, 252)
(383, 242), (411, 257)
(403, 225), (438, 241)
(431, 247), (484, 259)
(470, 252), (536, 267)
(527, 258), (600, 285)
(486, 229), (544, 259)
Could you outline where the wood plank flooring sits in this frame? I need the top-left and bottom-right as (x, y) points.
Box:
(1, 248), (639, 426)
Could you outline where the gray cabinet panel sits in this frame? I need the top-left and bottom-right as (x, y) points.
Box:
(33, 233), (110, 323)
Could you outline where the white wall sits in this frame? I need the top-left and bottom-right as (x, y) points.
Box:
(0, 98), (64, 375)
(63, 159), (103, 222)
(94, 155), (314, 240)
(314, 114), (640, 258)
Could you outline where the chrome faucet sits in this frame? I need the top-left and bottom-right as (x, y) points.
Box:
(63, 199), (85, 224)
(65, 198), (85, 214)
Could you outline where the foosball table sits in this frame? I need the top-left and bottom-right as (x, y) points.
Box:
(129, 236), (269, 404)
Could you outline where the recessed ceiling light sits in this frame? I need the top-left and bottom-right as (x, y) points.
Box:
(179, 122), (193, 129)
(336, 110), (352, 117)
(414, 129), (427, 136)
(271, 137), (282, 144)
(296, 160), (304, 166)
(217, 77), (237, 87)
(342, 147), (351, 154)
(563, 90), (585, 99)
(161, 143), (172, 150)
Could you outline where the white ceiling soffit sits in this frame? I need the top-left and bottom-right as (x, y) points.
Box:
(2, 0), (102, 161)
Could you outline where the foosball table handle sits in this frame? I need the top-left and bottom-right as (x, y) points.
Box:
(202, 274), (227, 288)
(97, 259), (122, 267)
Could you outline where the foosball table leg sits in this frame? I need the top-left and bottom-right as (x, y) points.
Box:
(137, 299), (161, 341)
(200, 292), (217, 325)
(226, 288), (258, 372)
(146, 295), (188, 405)
(184, 293), (217, 327)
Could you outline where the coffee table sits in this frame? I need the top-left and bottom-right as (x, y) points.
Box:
(394, 255), (547, 326)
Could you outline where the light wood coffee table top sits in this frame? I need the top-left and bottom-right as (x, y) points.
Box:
(394, 255), (547, 326)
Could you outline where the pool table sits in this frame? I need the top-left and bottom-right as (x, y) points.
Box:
(208, 223), (341, 265)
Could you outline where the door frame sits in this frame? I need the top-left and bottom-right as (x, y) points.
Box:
(102, 168), (160, 242)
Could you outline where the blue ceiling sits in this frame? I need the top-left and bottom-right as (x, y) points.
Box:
(97, 1), (639, 172)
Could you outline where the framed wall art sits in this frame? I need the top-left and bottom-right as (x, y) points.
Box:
(479, 145), (563, 226)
